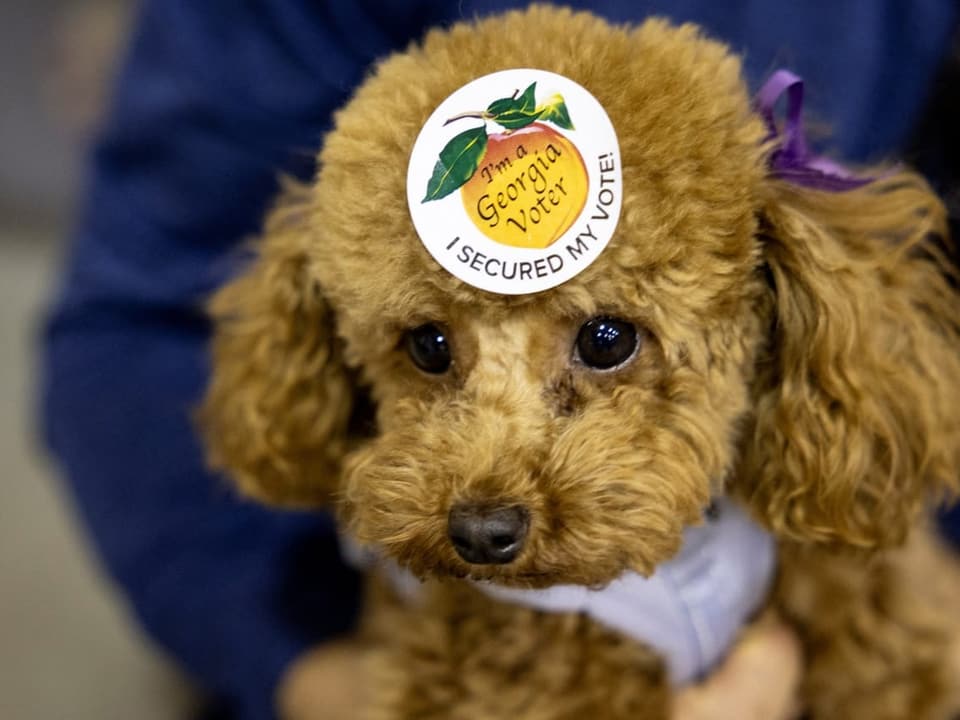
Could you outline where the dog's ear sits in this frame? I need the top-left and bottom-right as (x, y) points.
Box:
(199, 186), (352, 507)
(738, 174), (960, 548)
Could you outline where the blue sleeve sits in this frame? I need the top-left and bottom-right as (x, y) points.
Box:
(40, 1), (443, 718)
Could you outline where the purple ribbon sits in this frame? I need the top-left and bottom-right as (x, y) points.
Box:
(755, 69), (874, 192)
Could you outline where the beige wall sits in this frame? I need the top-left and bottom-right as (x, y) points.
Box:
(0, 2), (198, 717)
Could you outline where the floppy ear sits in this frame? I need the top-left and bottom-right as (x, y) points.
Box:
(199, 186), (353, 507)
(739, 173), (960, 548)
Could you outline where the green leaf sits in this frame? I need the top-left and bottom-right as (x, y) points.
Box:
(536, 93), (574, 130)
(516, 82), (537, 112)
(487, 82), (543, 131)
(422, 126), (488, 202)
(487, 96), (522, 118)
(486, 82), (536, 116)
(494, 107), (544, 130)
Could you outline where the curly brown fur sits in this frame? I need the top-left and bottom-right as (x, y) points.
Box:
(741, 178), (960, 548)
(200, 181), (353, 506)
(361, 577), (669, 720)
(201, 7), (960, 719)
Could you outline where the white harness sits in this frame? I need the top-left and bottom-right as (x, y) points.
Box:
(343, 498), (776, 684)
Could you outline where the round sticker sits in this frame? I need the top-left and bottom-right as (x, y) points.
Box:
(407, 69), (622, 295)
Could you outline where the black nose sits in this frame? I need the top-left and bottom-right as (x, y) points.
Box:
(447, 505), (530, 565)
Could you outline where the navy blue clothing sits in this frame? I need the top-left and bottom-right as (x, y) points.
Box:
(41, 2), (958, 719)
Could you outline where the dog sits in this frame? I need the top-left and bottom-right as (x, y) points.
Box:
(200, 7), (960, 718)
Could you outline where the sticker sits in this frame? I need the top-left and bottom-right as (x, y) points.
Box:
(407, 69), (622, 295)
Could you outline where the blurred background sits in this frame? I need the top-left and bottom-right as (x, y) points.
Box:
(0, 2), (197, 717)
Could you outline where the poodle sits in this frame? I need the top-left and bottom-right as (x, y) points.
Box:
(200, 7), (960, 719)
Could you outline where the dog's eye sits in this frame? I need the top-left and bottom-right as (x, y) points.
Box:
(404, 323), (452, 374)
(575, 317), (638, 370)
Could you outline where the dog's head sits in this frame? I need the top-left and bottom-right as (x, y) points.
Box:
(201, 7), (960, 586)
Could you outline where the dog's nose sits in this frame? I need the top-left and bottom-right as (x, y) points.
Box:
(447, 505), (529, 565)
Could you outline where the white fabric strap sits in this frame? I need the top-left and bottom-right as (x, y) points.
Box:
(476, 499), (776, 683)
(341, 498), (776, 685)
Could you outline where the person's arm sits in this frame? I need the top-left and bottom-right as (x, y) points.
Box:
(41, 1), (438, 717)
